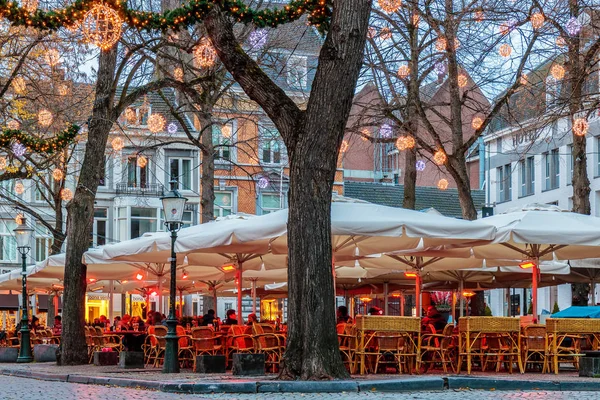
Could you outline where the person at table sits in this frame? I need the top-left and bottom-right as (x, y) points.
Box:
(52, 316), (62, 336)
(246, 313), (258, 326)
(131, 316), (145, 331)
(29, 315), (42, 333)
(120, 314), (132, 330)
(368, 307), (383, 316)
(201, 309), (217, 326)
(224, 309), (238, 325)
(337, 306), (352, 324)
(422, 306), (446, 332)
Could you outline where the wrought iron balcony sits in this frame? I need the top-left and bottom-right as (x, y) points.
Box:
(115, 182), (164, 197)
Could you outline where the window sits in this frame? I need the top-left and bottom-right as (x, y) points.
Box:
(159, 209), (194, 229)
(496, 137), (502, 155)
(92, 208), (108, 247)
(214, 191), (234, 217)
(519, 156), (535, 197)
(568, 144), (574, 184)
(543, 149), (560, 191)
(545, 76), (560, 109)
(497, 164), (512, 203)
(35, 223), (53, 262)
(287, 55), (307, 89)
(0, 221), (17, 262)
(259, 125), (283, 164)
(169, 158), (192, 190)
(212, 124), (232, 161)
(260, 193), (285, 215)
(126, 156), (149, 188)
(130, 207), (157, 239)
(597, 137), (600, 177)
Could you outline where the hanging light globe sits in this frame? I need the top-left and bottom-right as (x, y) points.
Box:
(12, 77), (26, 95)
(147, 114), (166, 133)
(21, 0), (38, 13)
(15, 182), (24, 195)
(7, 120), (20, 130)
(499, 43), (512, 58)
(435, 37), (447, 51)
(137, 155), (147, 168)
(458, 73), (468, 88)
(573, 118), (589, 136)
(52, 168), (64, 181)
(111, 137), (124, 151)
(397, 64), (410, 79)
(433, 149), (447, 165)
(471, 117), (484, 130)
(437, 178), (449, 190)
(531, 12), (545, 30)
(194, 38), (217, 68)
(550, 64), (565, 80)
(0, 157), (7, 170)
(82, 4), (123, 51)
(378, 0), (402, 14)
(38, 109), (53, 127)
(60, 188), (73, 201)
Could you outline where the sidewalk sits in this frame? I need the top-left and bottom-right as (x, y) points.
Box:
(0, 363), (598, 394)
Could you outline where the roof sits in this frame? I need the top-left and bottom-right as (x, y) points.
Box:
(343, 181), (485, 219)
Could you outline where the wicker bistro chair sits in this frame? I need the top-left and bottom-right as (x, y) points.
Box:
(521, 325), (548, 372)
(545, 318), (600, 374)
(457, 317), (523, 375)
(355, 316), (421, 375)
(148, 326), (168, 367)
(92, 327), (123, 354)
(190, 327), (223, 358)
(176, 325), (194, 368)
(228, 325), (255, 367)
(420, 324), (456, 373)
(337, 324), (357, 373)
(252, 323), (285, 372)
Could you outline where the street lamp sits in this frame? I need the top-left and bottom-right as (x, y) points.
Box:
(160, 180), (187, 373)
(14, 217), (33, 363)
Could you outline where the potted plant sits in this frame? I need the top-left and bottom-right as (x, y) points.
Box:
(430, 291), (452, 320)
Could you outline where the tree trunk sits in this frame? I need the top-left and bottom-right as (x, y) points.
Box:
(403, 146), (416, 209)
(61, 48), (117, 365)
(199, 113), (215, 223)
(447, 156), (477, 220)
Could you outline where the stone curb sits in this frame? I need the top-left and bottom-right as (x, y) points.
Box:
(1, 368), (600, 393)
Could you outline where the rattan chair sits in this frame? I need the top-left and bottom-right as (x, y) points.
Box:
(253, 323), (285, 373)
(148, 325), (168, 367)
(190, 326), (223, 357)
(177, 325), (194, 368)
(93, 326), (123, 353)
(337, 324), (357, 373)
(521, 325), (548, 372)
(420, 324), (456, 373)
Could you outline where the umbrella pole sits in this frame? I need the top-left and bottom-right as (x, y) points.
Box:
(251, 279), (257, 314)
(158, 279), (162, 315)
(212, 286), (218, 317)
(108, 280), (114, 323)
(532, 258), (539, 323)
(400, 292), (405, 316)
(383, 282), (389, 315)
(592, 279), (596, 306)
(451, 290), (457, 324)
(415, 274), (422, 317)
(236, 262), (243, 325)
(459, 279), (464, 318)
(179, 289), (183, 318)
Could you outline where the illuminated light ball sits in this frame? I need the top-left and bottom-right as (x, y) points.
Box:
(360, 128), (370, 141)
(167, 122), (177, 134)
(499, 43), (512, 58)
(397, 64), (410, 79)
(60, 188), (73, 201)
(15, 182), (24, 195)
(82, 4), (123, 51)
(367, 27), (377, 39)
(12, 142), (26, 157)
(257, 176), (269, 189)
(221, 125), (232, 138)
(125, 108), (136, 124)
(380, 123), (393, 138)
(566, 16), (582, 36)
(556, 36), (567, 47)
(45, 49), (61, 67)
(7, 120), (20, 130)
(550, 64), (565, 80)
(38, 109), (53, 127)
(471, 116), (484, 130)
(435, 62), (447, 76)
(474, 10), (484, 22)
(433, 149), (447, 165)
(111, 137), (124, 151)
(147, 113), (166, 133)
(173, 67), (184, 82)
(12, 76), (26, 94)
(437, 178), (449, 190)
(573, 118), (589, 136)
(379, 27), (392, 40)
(0, 157), (6, 170)
(21, 0), (38, 13)
(412, 13), (420, 26)
(435, 37), (447, 51)
(520, 73), (528, 85)
(416, 160), (426, 171)
(194, 37), (217, 68)
(458, 73), (468, 88)
(15, 213), (23, 225)
(58, 84), (70, 96)
(395, 135), (415, 151)
(340, 140), (349, 153)
(530, 12), (544, 30)
(378, 0), (402, 14)
(52, 168), (63, 181)
(248, 28), (268, 48)
(137, 155), (147, 168)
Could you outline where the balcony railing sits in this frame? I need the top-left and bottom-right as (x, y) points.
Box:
(115, 182), (164, 197)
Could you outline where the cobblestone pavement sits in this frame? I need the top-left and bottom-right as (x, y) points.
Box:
(0, 375), (596, 400)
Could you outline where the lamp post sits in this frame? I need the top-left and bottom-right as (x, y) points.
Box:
(14, 217), (33, 363)
(160, 180), (188, 373)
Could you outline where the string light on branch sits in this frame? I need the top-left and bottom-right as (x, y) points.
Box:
(360, 129), (370, 141)
(58, 84), (70, 96)
(367, 27), (377, 39)
(221, 125), (232, 138)
(12, 77), (26, 94)
(530, 12), (544, 30)
(147, 114), (166, 133)
(573, 118), (589, 136)
(111, 137), (124, 151)
(173, 67), (184, 82)
(499, 43), (512, 58)
(82, 4), (123, 51)
(7, 120), (20, 130)
(12, 142), (26, 157)
(458, 73), (468, 88)
(566, 16), (582, 36)
(52, 168), (64, 181)
(556, 36), (567, 47)
(416, 160), (426, 171)
(433, 149), (447, 165)
(0, 157), (6, 170)
(437, 178), (449, 190)
(397, 64), (410, 79)
(412, 13), (420, 26)
(435, 37), (447, 51)
(38, 109), (53, 127)
(194, 38), (217, 68)
(379, 27), (392, 40)
(395, 135), (415, 151)
(474, 10), (484, 22)
(21, 0), (38, 13)
(15, 182), (24, 195)
(520, 74), (528, 85)
(340, 140), (349, 153)
(60, 188), (73, 201)
(471, 116), (484, 130)
(137, 155), (147, 168)
(378, 0), (402, 14)
(45, 49), (61, 67)
(550, 64), (565, 80)
(125, 108), (136, 124)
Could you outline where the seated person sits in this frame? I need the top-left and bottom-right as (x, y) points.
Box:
(201, 309), (216, 326)
(224, 309), (238, 325)
(246, 313), (258, 326)
(422, 306), (447, 332)
(336, 306), (352, 324)
(52, 316), (62, 335)
(368, 307), (383, 316)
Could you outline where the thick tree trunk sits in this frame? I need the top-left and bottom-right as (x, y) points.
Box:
(447, 156), (477, 220)
(61, 48), (117, 365)
(199, 113), (215, 223)
(403, 146), (417, 209)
